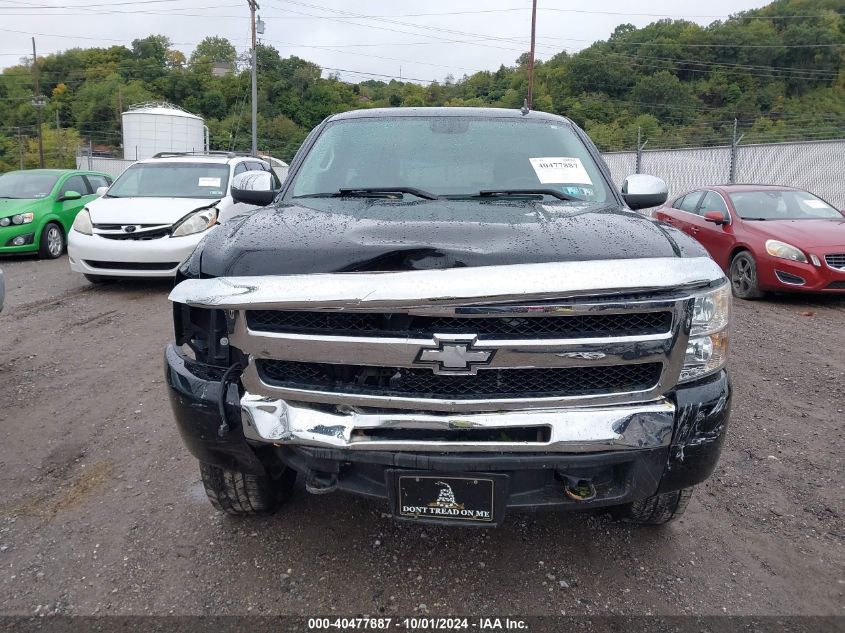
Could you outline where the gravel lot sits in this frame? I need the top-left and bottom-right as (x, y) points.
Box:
(0, 255), (843, 617)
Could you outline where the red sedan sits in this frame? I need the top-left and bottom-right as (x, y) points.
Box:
(654, 185), (845, 299)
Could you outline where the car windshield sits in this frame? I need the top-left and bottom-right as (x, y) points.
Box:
(288, 116), (610, 202)
(107, 163), (229, 199)
(0, 172), (59, 199)
(729, 190), (843, 220)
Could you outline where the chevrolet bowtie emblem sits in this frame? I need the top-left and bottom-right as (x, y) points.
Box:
(414, 335), (494, 375)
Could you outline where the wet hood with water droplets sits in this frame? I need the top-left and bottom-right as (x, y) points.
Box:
(182, 198), (708, 278)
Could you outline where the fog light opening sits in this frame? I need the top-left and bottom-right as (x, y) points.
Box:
(305, 470), (339, 495)
(560, 475), (596, 502)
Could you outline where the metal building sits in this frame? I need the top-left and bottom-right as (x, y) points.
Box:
(121, 102), (208, 160)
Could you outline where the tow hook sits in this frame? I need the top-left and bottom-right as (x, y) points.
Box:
(305, 470), (339, 495)
(561, 475), (597, 502)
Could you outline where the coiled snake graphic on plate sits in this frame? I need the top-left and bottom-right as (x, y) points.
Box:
(429, 481), (465, 510)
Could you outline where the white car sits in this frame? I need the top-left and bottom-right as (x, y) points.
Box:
(68, 153), (279, 281)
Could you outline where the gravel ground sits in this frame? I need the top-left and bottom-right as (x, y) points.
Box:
(0, 255), (843, 617)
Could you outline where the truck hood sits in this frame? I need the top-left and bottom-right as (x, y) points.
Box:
(187, 198), (708, 277)
(741, 218), (845, 249)
(86, 196), (218, 225)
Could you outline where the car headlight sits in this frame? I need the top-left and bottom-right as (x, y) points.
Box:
(8, 213), (35, 225)
(765, 239), (807, 263)
(72, 209), (93, 235)
(680, 283), (730, 383)
(171, 208), (218, 238)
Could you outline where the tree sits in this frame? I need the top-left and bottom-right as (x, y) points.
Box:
(629, 71), (698, 123)
(189, 37), (237, 72)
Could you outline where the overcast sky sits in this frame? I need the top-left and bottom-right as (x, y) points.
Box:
(1, 0), (772, 82)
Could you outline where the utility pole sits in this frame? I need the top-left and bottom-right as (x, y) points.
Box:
(31, 37), (46, 168)
(728, 118), (745, 184)
(635, 126), (648, 174)
(526, 0), (537, 109)
(248, 0), (260, 157)
(56, 109), (63, 166)
(16, 127), (24, 170)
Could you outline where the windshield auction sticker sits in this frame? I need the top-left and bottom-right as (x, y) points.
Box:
(529, 157), (592, 185)
(198, 177), (222, 187)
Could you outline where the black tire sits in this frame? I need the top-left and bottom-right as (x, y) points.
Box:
(83, 274), (111, 284)
(199, 461), (296, 516)
(729, 251), (765, 300)
(38, 222), (65, 259)
(612, 487), (693, 525)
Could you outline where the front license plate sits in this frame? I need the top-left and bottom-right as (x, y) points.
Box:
(392, 473), (507, 525)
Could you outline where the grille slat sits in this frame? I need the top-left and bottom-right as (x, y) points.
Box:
(825, 253), (845, 270)
(247, 310), (672, 339)
(257, 360), (662, 400)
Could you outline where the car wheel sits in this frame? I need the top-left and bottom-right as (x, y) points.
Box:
(199, 461), (296, 515)
(38, 223), (65, 259)
(729, 251), (765, 300)
(83, 274), (111, 284)
(611, 487), (693, 525)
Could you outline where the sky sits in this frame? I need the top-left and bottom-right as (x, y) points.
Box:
(0, 0), (773, 83)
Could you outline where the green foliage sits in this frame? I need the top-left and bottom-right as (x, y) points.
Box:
(0, 0), (842, 166)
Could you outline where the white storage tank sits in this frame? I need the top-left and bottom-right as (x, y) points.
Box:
(122, 102), (207, 160)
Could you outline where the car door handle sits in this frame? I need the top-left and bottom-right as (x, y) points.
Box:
(689, 226), (700, 234)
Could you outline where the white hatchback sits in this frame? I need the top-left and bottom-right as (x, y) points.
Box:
(68, 153), (279, 281)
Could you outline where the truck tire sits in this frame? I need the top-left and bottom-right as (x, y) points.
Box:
(199, 461), (296, 515)
(612, 487), (693, 525)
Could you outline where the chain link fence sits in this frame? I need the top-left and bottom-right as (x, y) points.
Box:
(75, 151), (135, 178)
(602, 139), (845, 209)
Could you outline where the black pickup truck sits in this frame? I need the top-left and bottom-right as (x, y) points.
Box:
(165, 107), (731, 527)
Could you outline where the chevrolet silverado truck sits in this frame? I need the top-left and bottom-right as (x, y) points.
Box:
(165, 107), (731, 527)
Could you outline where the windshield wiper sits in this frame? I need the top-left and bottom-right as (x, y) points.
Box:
(468, 189), (580, 201)
(742, 217), (768, 221)
(294, 187), (440, 201)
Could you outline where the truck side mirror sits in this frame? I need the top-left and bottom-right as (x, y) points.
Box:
(231, 171), (277, 207)
(621, 174), (668, 210)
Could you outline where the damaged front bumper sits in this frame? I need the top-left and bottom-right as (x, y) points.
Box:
(239, 393), (676, 453)
(165, 344), (731, 515)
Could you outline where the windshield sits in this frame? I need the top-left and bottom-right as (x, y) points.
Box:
(288, 116), (610, 202)
(0, 172), (59, 199)
(108, 163), (229, 199)
(729, 190), (843, 221)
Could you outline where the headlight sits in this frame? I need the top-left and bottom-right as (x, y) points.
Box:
(72, 209), (93, 235)
(0, 217), (9, 227)
(765, 239), (807, 263)
(10, 213), (34, 225)
(680, 283), (730, 383)
(171, 208), (218, 238)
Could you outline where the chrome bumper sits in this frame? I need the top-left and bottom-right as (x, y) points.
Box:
(240, 393), (676, 453)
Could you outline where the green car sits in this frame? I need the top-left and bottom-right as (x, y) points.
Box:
(0, 169), (112, 259)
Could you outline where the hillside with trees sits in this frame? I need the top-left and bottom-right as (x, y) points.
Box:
(0, 0), (843, 170)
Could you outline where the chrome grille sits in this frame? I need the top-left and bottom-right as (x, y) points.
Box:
(246, 309), (673, 339)
(232, 296), (690, 411)
(825, 253), (845, 270)
(257, 360), (663, 399)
